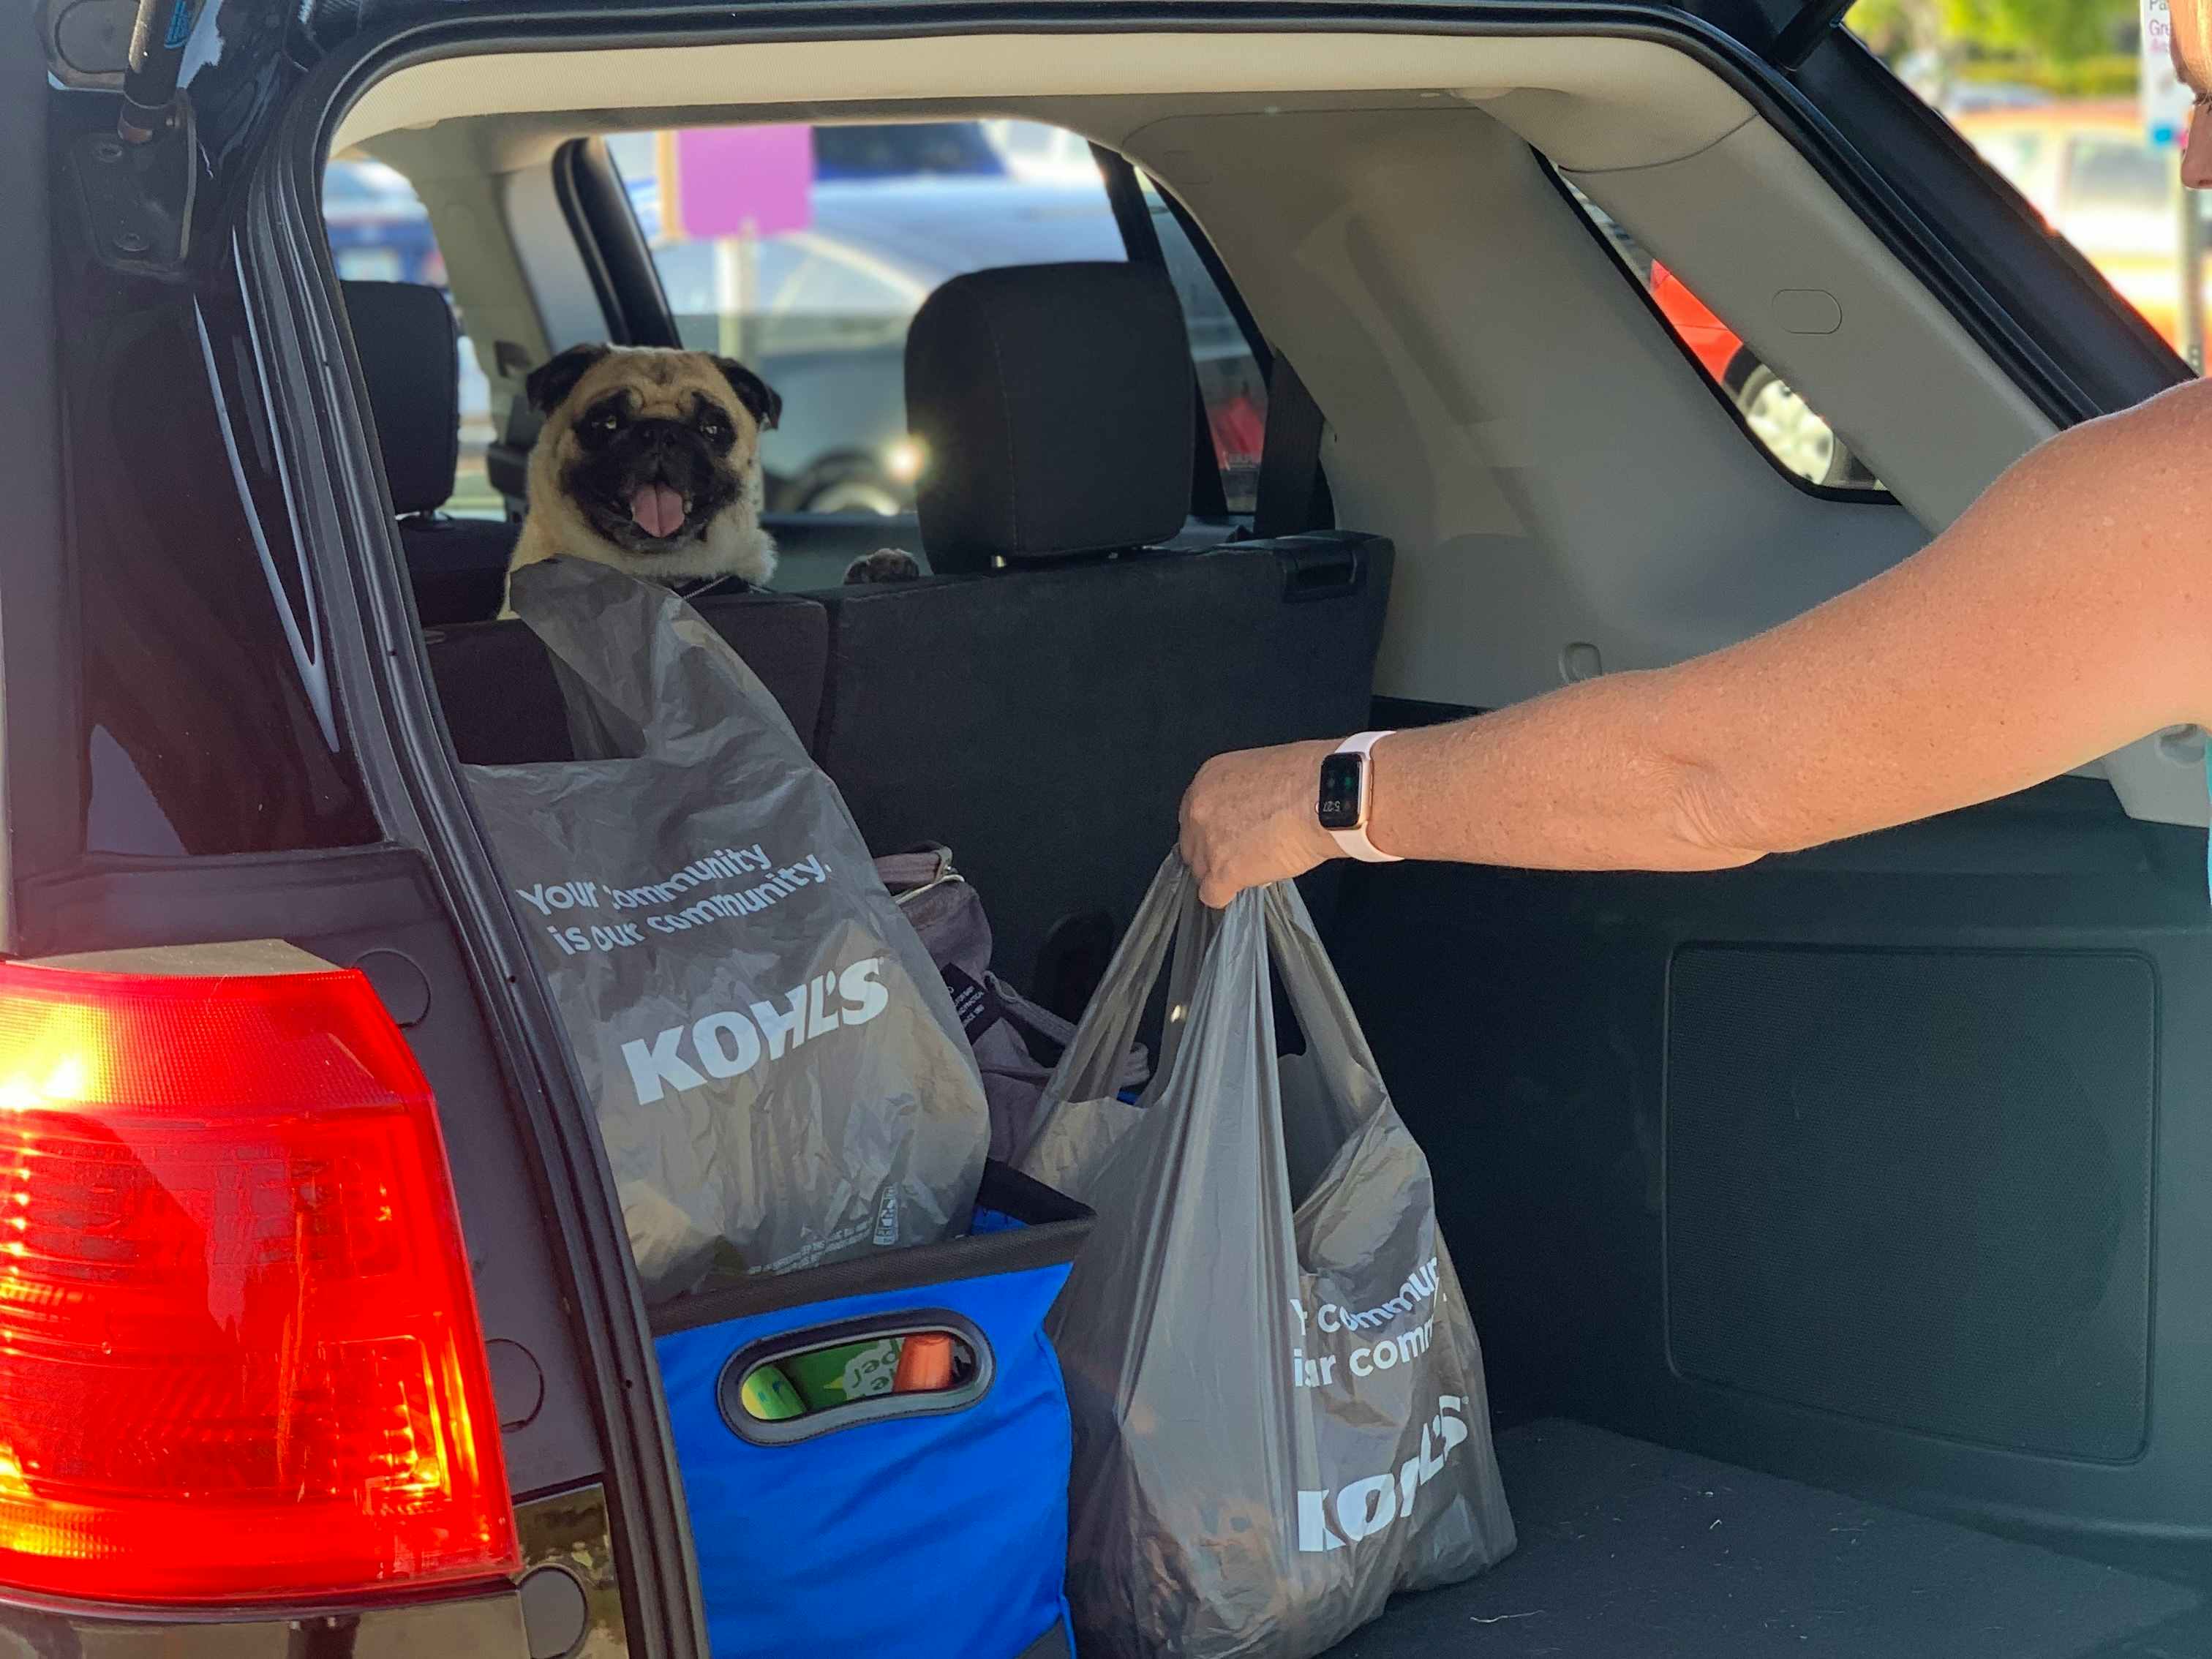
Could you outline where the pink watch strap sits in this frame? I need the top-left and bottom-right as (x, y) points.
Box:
(1328, 731), (1403, 864)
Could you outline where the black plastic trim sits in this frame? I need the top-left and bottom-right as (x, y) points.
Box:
(1096, 140), (1230, 518)
(1769, 0), (1849, 69)
(1156, 181), (1273, 380)
(551, 135), (680, 347)
(0, 1583), (527, 1644)
(650, 1163), (1094, 1335)
(5, 35), (78, 926)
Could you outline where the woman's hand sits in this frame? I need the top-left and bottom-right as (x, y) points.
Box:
(1178, 739), (1341, 908)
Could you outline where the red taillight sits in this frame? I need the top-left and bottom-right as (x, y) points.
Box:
(0, 962), (518, 1604)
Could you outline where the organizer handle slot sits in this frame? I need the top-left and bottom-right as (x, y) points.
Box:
(719, 1310), (994, 1445)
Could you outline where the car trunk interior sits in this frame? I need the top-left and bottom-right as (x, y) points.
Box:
(328, 26), (2212, 1656)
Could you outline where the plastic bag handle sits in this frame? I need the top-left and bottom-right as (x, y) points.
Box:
(1026, 856), (1390, 1156)
(1258, 879), (1388, 1110)
(1031, 854), (1208, 1113)
(505, 558), (804, 761)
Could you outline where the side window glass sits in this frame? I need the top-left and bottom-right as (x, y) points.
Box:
(608, 124), (1268, 522)
(322, 159), (500, 517)
(1563, 184), (1886, 494)
(611, 121), (1125, 523)
(1143, 175), (1268, 514)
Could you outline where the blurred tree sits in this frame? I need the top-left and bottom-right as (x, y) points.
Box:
(1858, 0), (2132, 67)
(1851, 0), (1948, 61)
(1943, 0), (2135, 61)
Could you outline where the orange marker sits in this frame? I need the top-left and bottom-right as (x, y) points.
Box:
(892, 1333), (956, 1393)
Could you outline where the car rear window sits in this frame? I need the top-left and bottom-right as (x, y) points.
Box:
(605, 122), (1267, 519)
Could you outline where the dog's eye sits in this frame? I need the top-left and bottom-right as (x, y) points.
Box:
(699, 413), (730, 441)
(592, 411), (621, 435)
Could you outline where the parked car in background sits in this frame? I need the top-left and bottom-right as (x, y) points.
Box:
(1648, 257), (1880, 489)
(1565, 179), (1878, 489)
(323, 158), (443, 285)
(983, 118), (1107, 184)
(1952, 100), (2212, 350)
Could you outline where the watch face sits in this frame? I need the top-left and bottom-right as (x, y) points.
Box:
(1318, 753), (1364, 831)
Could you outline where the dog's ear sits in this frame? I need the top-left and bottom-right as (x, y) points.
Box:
(711, 356), (782, 432)
(525, 343), (612, 415)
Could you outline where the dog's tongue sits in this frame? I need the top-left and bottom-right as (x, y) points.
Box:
(628, 481), (686, 540)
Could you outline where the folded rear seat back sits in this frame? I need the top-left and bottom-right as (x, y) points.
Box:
(341, 279), (518, 627)
(426, 592), (830, 764)
(810, 261), (1394, 997)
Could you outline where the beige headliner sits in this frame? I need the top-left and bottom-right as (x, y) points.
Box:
(334, 31), (1753, 167)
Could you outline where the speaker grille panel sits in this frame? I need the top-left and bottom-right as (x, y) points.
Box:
(1665, 945), (2154, 1462)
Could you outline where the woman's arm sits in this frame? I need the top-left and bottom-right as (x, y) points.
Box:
(1179, 380), (2212, 908)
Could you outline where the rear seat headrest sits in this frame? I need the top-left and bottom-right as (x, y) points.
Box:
(905, 262), (1192, 573)
(342, 280), (459, 516)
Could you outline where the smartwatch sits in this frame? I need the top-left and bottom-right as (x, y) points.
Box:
(1317, 731), (1403, 863)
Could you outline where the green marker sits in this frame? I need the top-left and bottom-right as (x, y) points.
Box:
(737, 1361), (808, 1421)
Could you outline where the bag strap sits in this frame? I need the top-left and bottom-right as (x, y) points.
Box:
(507, 558), (800, 760)
(1026, 855), (1209, 1126)
(1023, 858), (1386, 1165)
(1260, 879), (1390, 1138)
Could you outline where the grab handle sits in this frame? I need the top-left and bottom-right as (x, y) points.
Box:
(1275, 539), (1366, 603)
(718, 1311), (993, 1445)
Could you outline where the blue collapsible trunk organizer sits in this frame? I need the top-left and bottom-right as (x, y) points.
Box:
(652, 1163), (1091, 1659)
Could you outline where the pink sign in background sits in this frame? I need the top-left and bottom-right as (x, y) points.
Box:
(672, 125), (815, 240)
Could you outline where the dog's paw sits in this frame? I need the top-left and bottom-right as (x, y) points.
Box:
(844, 548), (923, 584)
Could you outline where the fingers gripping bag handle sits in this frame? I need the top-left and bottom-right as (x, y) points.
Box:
(504, 557), (806, 762)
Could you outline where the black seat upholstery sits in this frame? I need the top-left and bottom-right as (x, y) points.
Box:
(905, 262), (1194, 575)
(810, 261), (1394, 1000)
(342, 279), (516, 627)
(426, 592), (830, 765)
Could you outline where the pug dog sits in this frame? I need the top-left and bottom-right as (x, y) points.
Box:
(505, 343), (782, 611)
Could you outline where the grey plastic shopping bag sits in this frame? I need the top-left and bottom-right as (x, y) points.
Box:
(1019, 854), (1514, 1659)
(462, 559), (989, 1301)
